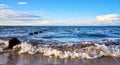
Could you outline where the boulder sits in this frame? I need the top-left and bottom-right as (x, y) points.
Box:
(8, 38), (21, 49)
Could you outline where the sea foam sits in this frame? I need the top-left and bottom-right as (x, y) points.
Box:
(0, 39), (8, 51)
(1, 39), (120, 59)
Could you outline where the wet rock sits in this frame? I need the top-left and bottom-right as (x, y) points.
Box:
(8, 38), (21, 49)
(29, 30), (43, 35)
(39, 30), (43, 33)
(34, 31), (39, 34)
(29, 33), (34, 35)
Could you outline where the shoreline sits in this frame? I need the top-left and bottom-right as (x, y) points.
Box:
(0, 52), (120, 65)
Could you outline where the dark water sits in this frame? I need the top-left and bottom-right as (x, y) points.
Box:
(0, 26), (120, 43)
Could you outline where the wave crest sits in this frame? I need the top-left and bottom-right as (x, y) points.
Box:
(1, 38), (120, 59)
(12, 39), (120, 59)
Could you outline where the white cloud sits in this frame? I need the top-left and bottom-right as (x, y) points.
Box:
(0, 4), (41, 22)
(38, 20), (50, 25)
(47, 14), (120, 26)
(0, 9), (41, 21)
(17, 2), (28, 5)
(96, 14), (120, 22)
(0, 4), (9, 9)
(0, 20), (51, 26)
(95, 14), (120, 25)
(34, 20), (98, 26)
(0, 4), (43, 25)
(0, 4), (120, 26)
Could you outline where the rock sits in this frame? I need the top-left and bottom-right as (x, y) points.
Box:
(29, 33), (34, 35)
(8, 38), (21, 49)
(39, 30), (43, 33)
(29, 30), (43, 35)
(34, 31), (39, 34)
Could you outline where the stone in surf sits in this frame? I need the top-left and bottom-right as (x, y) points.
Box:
(29, 30), (43, 35)
(7, 38), (21, 49)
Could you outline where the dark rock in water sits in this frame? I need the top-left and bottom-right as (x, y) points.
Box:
(34, 31), (39, 34)
(29, 33), (34, 35)
(29, 30), (43, 35)
(8, 38), (21, 49)
(39, 30), (43, 33)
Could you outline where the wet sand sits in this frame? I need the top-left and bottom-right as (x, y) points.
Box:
(0, 51), (120, 65)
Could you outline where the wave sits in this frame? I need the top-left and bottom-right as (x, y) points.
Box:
(78, 33), (106, 37)
(0, 38), (120, 59)
(77, 30), (120, 38)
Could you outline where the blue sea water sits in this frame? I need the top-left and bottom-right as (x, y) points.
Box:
(0, 26), (120, 43)
(1, 26), (120, 60)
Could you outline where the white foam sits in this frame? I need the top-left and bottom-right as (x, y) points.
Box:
(0, 39), (8, 51)
(17, 43), (39, 54)
(0, 38), (118, 59)
(13, 40), (120, 59)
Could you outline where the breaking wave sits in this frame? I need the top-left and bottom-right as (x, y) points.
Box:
(1, 38), (120, 59)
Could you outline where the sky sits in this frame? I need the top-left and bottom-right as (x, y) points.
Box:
(0, 0), (120, 26)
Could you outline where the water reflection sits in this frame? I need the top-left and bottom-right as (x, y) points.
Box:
(0, 52), (120, 65)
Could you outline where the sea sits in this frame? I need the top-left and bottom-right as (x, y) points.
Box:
(0, 26), (120, 65)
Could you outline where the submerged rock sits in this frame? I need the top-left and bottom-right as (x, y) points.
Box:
(39, 30), (43, 33)
(29, 33), (34, 35)
(29, 30), (43, 35)
(34, 31), (39, 34)
(8, 38), (21, 49)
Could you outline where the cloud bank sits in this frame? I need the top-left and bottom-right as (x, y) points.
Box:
(0, 4), (9, 9)
(0, 4), (120, 26)
(0, 9), (41, 21)
(40, 14), (120, 26)
(96, 14), (120, 22)
(0, 4), (41, 22)
(95, 14), (120, 25)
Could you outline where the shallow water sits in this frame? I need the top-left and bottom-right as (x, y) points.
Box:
(0, 52), (120, 65)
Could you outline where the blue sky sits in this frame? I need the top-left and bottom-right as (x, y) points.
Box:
(0, 0), (120, 26)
